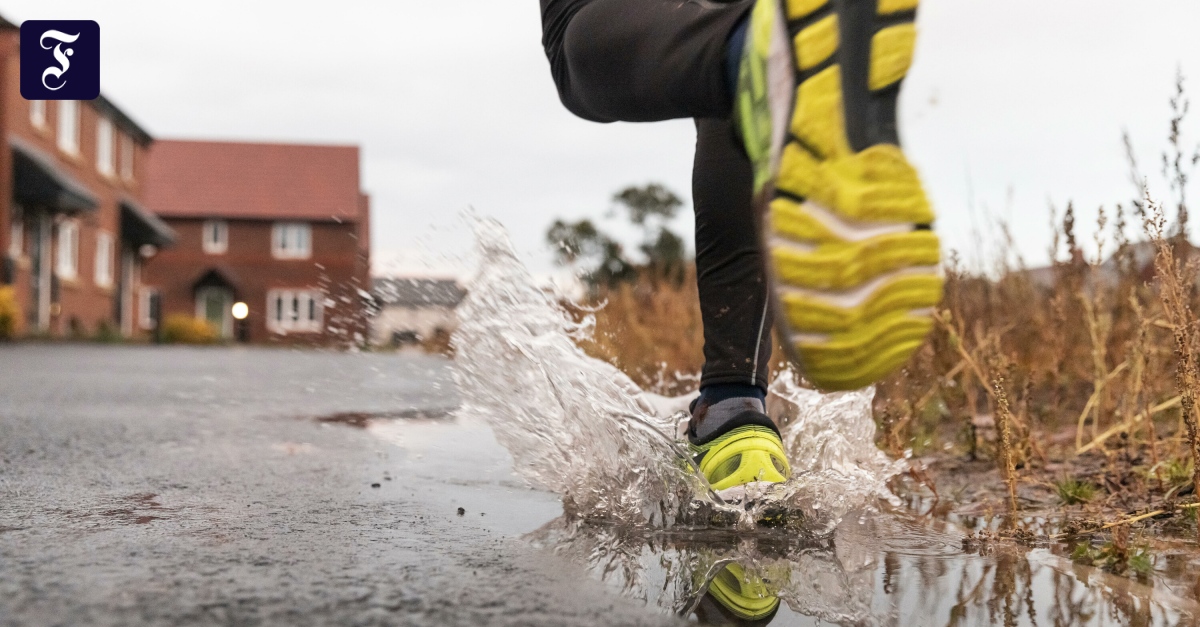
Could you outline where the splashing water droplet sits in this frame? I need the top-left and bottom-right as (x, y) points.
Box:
(453, 214), (904, 531)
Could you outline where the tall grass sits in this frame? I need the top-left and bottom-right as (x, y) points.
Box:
(568, 268), (705, 397)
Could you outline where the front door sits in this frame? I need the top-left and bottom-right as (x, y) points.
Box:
(195, 287), (232, 339)
(29, 212), (51, 332)
(115, 247), (136, 336)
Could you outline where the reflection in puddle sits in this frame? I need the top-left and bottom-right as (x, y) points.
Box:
(529, 514), (1200, 626)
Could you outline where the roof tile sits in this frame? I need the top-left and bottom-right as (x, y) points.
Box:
(144, 140), (362, 222)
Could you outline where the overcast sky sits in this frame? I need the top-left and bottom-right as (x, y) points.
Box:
(12, 1), (1200, 276)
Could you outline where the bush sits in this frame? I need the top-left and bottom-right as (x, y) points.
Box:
(94, 319), (122, 343)
(420, 327), (455, 356)
(160, 314), (218, 344)
(0, 286), (17, 339)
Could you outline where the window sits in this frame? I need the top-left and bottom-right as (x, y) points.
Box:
(202, 220), (228, 254)
(272, 222), (311, 259)
(8, 211), (22, 257)
(30, 100), (47, 128)
(57, 100), (80, 154)
(96, 117), (114, 175)
(139, 288), (160, 330)
(94, 232), (113, 287)
(267, 289), (323, 333)
(56, 220), (79, 279)
(120, 134), (135, 181)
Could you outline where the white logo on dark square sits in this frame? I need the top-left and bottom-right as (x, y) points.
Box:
(40, 29), (81, 91)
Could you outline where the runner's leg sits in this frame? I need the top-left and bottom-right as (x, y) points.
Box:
(693, 118), (772, 393)
(540, 0), (753, 123)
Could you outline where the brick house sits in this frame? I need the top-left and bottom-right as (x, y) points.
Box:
(0, 20), (174, 338)
(141, 140), (371, 345)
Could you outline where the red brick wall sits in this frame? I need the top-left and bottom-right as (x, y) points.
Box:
(0, 31), (16, 331)
(1, 30), (153, 339)
(142, 217), (369, 346)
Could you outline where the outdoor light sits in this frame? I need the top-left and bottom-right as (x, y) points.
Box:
(231, 302), (249, 320)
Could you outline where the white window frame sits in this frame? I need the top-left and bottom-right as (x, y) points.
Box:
(96, 117), (114, 176)
(266, 289), (323, 333)
(120, 133), (135, 181)
(202, 220), (228, 254)
(271, 222), (312, 260)
(8, 209), (22, 257)
(139, 287), (159, 330)
(57, 100), (80, 155)
(30, 100), (47, 128)
(56, 220), (79, 279)
(94, 232), (114, 287)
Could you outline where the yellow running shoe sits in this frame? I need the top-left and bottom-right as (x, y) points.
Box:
(735, 0), (943, 391)
(694, 562), (782, 625)
(688, 411), (791, 501)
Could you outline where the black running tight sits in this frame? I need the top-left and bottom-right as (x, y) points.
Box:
(540, 0), (773, 390)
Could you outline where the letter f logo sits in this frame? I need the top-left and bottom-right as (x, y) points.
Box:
(40, 30), (81, 91)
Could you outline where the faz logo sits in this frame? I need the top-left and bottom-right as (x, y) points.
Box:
(20, 20), (100, 100)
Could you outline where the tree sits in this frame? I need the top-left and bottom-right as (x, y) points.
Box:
(546, 182), (689, 289)
(612, 183), (682, 226)
(547, 219), (604, 265)
(641, 228), (685, 284)
(546, 219), (635, 287)
(613, 183), (687, 284)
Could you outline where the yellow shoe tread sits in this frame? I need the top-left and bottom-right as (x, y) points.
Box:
(776, 143), (933, 224)
(772, 230), (940, 290)
(740, 0), (936, 390)
(790, 65), (851, 159)
(877, 0), (919, 15)
(785, 0), (828, 20)
(869, 24), (917, 91)
(795, 14), (839, 71)
(796, 312), (934, 389)
(780, 273), (943, 333)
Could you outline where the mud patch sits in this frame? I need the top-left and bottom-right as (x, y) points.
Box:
(314, 408), (453, 429)
(58, 493), (173, 528)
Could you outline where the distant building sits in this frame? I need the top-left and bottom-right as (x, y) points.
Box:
(0, 15), (175, 338)
(371, 277), (465, 347)
(1022, 240), (1197, 291)
(141, 140), (370, 345)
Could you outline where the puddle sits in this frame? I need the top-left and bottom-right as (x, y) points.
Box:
(530, 513), (1200, 626)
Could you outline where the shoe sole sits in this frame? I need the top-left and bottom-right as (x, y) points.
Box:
(737, 0), (943, 391)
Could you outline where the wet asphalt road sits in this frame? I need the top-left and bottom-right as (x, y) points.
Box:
(0, 345), (675, 627)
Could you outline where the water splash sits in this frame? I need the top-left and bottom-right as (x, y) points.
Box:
(452, 215), (904, 531)
(764, 374), (908, 534)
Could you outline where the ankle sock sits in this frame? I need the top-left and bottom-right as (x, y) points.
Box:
(690, 383), (767, 441)
(724, 14), (750, 97)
